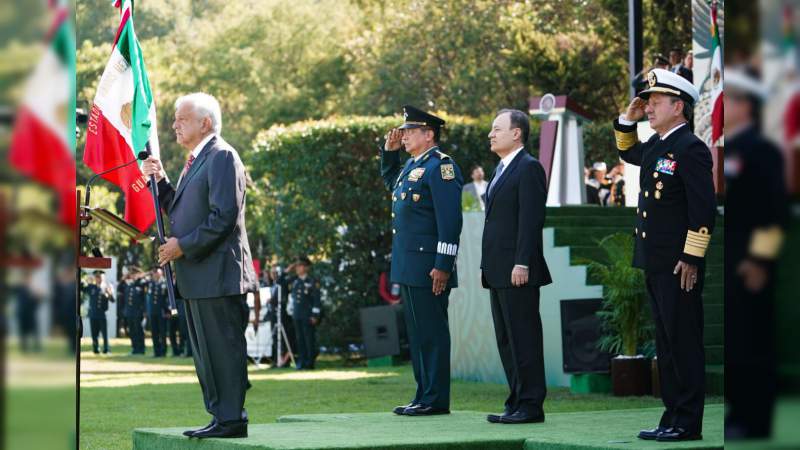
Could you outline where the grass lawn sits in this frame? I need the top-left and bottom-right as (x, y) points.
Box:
(79, 338), (723, 450)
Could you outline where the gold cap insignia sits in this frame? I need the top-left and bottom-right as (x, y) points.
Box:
(648, 71), (657, 87)
(441, 164), (455, 180)
(412, 193), (420, 202)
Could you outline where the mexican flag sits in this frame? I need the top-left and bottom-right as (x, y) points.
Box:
(83, 0), (159, 233)
(709, 0), (723, 147)
(9, 4), (77, 228)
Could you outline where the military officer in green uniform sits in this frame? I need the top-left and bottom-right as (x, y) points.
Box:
(147, 268), (169, 357)
(85, 270), (114, 354)
(280, 257), (322, 370)
(124, 267), (147, 355)
(381, 105), (463, 416)
(614, 69), (716, 442)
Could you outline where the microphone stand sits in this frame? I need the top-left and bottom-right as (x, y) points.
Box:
(83, 156), (141, 208)
(143, 142), (179, 317)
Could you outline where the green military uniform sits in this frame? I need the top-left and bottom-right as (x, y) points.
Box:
(380, 106), (463, 414)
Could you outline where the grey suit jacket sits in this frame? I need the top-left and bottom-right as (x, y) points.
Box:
(156, 136), (257, 300)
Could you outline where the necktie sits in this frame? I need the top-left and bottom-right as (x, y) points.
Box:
(178, 154), (196, 187)
(488, 161), (505, 197)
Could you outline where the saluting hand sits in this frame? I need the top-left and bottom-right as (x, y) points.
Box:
(384, 128), (403, 151)
(624, 97), (647, 122)
(429, 268), (450, 296)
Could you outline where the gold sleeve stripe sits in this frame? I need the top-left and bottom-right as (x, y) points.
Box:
(683, 229), (711, 258)
(749, 226), (785, 260)
(614, 129), (638, 151)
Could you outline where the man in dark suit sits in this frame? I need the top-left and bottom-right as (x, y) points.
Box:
(381, 105), (463, 416)
(481, 109), (552, 425)
(669, 48), (693, 83)
(614, 69), (716, 442)
(143, 92), (257, 439)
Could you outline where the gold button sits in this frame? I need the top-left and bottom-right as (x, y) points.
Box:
(643, 211), (647, 218)
(392, 229), (396, 234)
(655, 191), (662, 200)
(636, 208), (639, 214)
(635, 227), (638, 234)
(392, 213), (395, 218)
(419, 247), (423, 251)
(656, 181), (664, 190)
(392, 196), (396, 202)
(653, 172), (659, 178)
(644, 190), (649, 198)
(642, 231), (646, 239)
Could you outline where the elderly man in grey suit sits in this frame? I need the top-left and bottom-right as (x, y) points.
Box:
(143, 92), (257, 439)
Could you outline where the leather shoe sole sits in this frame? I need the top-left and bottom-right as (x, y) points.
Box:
(403, 406), (450, 416)
(637, 427), (668, 440)
(393, 403), (417, 415)
(183, 420), (216, 437)
(192, 422), (248, 439)
(499, 414), (544, 424)
(657, 432), (702, 442)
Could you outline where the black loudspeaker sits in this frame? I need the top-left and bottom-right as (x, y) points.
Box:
(360, 305), (400, 358)
(560, 299), (611, 373)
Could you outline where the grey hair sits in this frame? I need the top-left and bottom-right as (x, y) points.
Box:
(175, 92), (222, 135)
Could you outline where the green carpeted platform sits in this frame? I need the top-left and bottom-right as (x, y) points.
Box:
(133, 404), (723, 449)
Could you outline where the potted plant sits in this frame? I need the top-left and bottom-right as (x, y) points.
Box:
(586, 232), (653, 396)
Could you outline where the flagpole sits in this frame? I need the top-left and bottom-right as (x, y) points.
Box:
(145, 141), (179, 317)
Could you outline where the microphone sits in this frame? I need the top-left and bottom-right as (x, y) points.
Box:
(83, 151), (150, 208)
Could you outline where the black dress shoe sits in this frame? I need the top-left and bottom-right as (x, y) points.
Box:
(637, 426), (669, 440)
(487, 408), (514, 423)
(192, 421), (248, 439)
(403, 404), (450, 416)
(393, 402), (417, 415)
(656, 427), (702, 442)
(498, 410), (544, 424)
(182, 419), (216, 437)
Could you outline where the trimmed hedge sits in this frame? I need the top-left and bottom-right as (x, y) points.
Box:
(244, 114), (617, 353)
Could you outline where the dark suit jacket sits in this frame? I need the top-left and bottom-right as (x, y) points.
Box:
(481, 150), (552, 289)
(157, 136), (257, 300)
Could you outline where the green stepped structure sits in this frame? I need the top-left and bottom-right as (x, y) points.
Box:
(133, 405), (723, 449)
(543, 206), (724, 395)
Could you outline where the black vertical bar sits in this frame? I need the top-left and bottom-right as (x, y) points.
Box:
(629, 0), (643, 100)
(144, 143), (178, 316)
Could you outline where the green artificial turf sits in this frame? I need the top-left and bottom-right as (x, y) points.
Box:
(133, 407), (724, 449)
(80, 339), (723, 450)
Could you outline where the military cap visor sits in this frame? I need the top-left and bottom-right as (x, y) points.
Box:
(399, 105), (445, 130)
(638, 68), (699, 105)
(725, 68), (767, 100)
